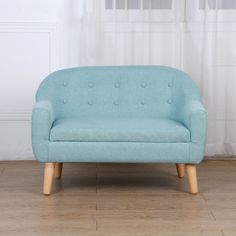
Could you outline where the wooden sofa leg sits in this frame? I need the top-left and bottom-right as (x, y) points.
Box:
(176, 164), (185, 178)
(55, 163), (63, 179)
(43, 163), (55, 196)
(186, 164), (198, 195)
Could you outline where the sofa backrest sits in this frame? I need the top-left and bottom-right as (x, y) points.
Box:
(36, 66), (200, 119)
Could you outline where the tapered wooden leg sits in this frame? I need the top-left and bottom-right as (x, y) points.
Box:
(55, 163), (63, 179)
(176, 164), (185, 178)
(186, 164), (198, 195)
(43, 163), (55, 196)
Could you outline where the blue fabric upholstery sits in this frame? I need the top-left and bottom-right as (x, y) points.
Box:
(32, 66), (207, 164)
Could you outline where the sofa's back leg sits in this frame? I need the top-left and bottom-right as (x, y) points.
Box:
(43, 163), (55, 196)
(55, 163), (63, 179)
(186, 164), (198, 195)
(176, 164), (185, 178)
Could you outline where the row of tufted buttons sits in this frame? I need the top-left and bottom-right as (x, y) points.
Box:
(87, 82), (148, 88)
(62, 99), (173, 105)
(62, 81), (174, 88)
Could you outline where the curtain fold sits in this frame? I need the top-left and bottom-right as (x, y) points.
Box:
(72, 0), (236, 157)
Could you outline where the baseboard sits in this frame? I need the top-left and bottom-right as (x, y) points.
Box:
(0, 154), (35, 161)
(205, 155), (236, 160)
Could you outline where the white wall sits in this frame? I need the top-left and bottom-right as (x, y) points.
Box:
(0, 1), (63, 160)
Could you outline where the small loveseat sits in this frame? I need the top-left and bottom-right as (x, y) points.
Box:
(32, 66), (207, 195)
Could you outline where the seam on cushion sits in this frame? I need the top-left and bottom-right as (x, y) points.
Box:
(49, 141), (191, 144)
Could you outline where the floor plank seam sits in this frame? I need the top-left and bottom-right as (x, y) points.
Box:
(1, 167), (5, 175)
(210, 210), (216, 221)
(201, 193), (207, 202)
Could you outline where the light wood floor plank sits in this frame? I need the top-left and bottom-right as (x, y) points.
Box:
(0, 160), (235, 236)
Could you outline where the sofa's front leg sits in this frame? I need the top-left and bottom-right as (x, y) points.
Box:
(176, 164), (185, 178)
(186, 164), (198, 195)
(43, 163), (55, 195)
(55, 163), (63, 179)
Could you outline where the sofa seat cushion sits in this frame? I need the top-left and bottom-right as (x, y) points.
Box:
(50, 118), (190, 143)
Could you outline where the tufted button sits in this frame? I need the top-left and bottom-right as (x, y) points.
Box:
(88, 100), (94, 106)
(141, 99), (147, 105)
(167, 99), (173, 104)
(141, 82), (147, 88)
(168, 82), (173, 87)
(113, 100), (119, 106)
(114, 82), (120, 88)
(63, 81), (68, 87)
(62, 99), (67, 104)
(88, 82), (94, 88)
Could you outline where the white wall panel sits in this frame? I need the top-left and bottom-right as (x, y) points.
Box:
(0, 121), (33, 160)
(0, 0), (62, 160)
(0, 0), (60, 22)
(0, 32), (50, 117)
(0, 23), (60, 159)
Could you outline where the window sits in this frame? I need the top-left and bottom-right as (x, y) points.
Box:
(127, 0), (141, 9)
(102, 0), (183, 23)
(185, 0), (236, 22)
(105, 0), (172, 10)
(143, 0), (172, 9)
(116, 0), (126, 9)
(199, 0), (236, 10)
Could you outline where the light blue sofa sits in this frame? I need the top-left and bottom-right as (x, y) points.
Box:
(32, 66), (207, 195)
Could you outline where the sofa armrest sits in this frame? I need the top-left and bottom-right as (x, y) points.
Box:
(32, 101), (55, 140)
(31, 101), (55, 162)
(181, 100), (208, 143)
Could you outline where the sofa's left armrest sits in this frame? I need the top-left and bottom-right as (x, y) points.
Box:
(31, 101), (55, 162)
(181, 100), (208, 143)
(32, 101), (55, 140)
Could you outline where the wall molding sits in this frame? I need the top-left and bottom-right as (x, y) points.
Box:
(0, 22), (60, 121)
(0, 112), (31, 121)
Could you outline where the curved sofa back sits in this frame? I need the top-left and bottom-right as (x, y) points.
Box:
(36, 66), (200, 119)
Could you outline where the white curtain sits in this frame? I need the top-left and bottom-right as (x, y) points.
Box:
(64, 0), (236, 157)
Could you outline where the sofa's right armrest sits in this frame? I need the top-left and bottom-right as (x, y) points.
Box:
(31, 101), (55, 162)
(181, 100), (208, 144)
(178, 100), (208, 164)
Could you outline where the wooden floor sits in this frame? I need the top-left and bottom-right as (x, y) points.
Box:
(0, 160), (235, 236)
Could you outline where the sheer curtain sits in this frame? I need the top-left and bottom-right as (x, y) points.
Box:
(184, 0), (236, 156)
(65, 0), (236, 157)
